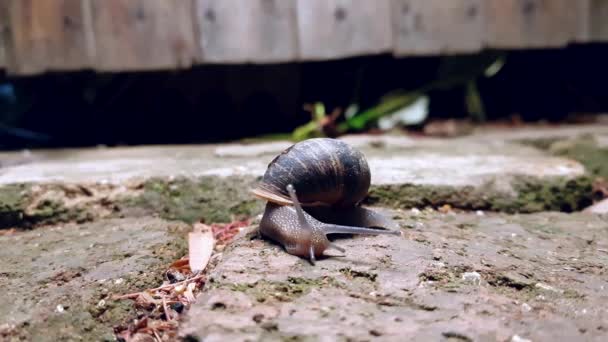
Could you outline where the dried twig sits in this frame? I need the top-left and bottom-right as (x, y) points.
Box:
(112, 274), (206, 300)
(153, 329), (162, 342)
(113, 218), (250, 341)
(162, 296), (172, 321)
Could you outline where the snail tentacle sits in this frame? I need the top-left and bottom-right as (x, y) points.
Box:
(322, 224), (401, 236)
(328, 243), (346, 253)
(286, 184), (313, 233)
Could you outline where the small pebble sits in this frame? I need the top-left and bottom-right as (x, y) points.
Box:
(171, 302), (185, 314)
(521, 303), (532, 312)
(166, 269), (186, 283)
(55, 305), (65, 313)
(511, 334), (532, 342)
(475, 210), (485, 216)
(252, 313), (265, 323)
(369, 329), (383, 337)
(461, 271), (482, 285)
(114, 278), (124, 285)
(97, 299), (106, 308)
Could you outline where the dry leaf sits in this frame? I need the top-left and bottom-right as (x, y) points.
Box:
(188, 223), (215, 273)
(169, 258), (189, 270)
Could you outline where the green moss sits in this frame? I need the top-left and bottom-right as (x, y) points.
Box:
(366, 175), (593, 214)
(227, 276), (338, 303)
(0, 184), (29, 228)
(0, 184), (98, 229)
(549, 136), (608, 180)
(26, 199), (93, 225)
(499, 176), (594, 213)
(366, 184), (489, 209)
(520, 134), (608, 180)
(339, 268), (378, 282)
(126, 176), (263, 223)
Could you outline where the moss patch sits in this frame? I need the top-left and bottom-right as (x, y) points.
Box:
(0, 184), (92, 229)
(549, 136), (608, 180)
(520, 134), (608, 180)
(125, 176), (263, 224)
(1, 176), (264, 229)
(0, 183), (29, 228)
(366, 175), (594, 213)
(503, 176), (594, 213)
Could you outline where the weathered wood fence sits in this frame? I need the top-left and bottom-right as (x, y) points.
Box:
(0, 0), (607, 75)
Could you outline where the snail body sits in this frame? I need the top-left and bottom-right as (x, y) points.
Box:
(252, 138), (400, 264)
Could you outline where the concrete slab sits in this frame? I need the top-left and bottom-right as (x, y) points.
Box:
(180, 210), (608, 341)
(0, 125), (606, 228)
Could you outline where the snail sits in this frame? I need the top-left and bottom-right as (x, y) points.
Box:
(251, 138), (401, 265)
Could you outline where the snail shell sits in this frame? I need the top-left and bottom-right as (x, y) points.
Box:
(251, 138), (371, 208)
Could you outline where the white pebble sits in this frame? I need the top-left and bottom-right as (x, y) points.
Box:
(521, 303), (532, 312)
(97, 299), (106, 308)
(475, 210), (485, 216)
(411, 208), (421, 215)
(461, 271), (482, 285)
(535, 283), (563, 294)
(114, 278), (124, 285)
(55, 305), (65, 313)
(511, 335), (532, 342)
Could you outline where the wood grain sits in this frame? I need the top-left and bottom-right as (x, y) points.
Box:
(0, 1), (8, 69)
(296, 0), (392, 60)
(91, 0), (197, 71)
(392, 0), (484, 55)
(588, 0), (608, 42)
(484, 0), (586, 48)
(195, 0), (298, 63)
(5, 0), (95, 75)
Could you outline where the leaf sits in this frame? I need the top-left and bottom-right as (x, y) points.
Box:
(378, 95), (429, 130)
(465, 80), (485, 122)
(188, 223), (215, 274)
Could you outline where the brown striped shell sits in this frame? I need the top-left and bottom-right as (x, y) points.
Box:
(251, 138), (371, 208)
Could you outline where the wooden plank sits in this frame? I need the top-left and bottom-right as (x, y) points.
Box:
(0, 1), (8, 69)
(5, 0), (95, 75)
(588, 0), (608, 41)
(91, 0), (197, 71)
(392, 0), (484, 56)
(195, 0), (298, 63)
(484, 0), (586, 48)
(296, 0), (392, 60)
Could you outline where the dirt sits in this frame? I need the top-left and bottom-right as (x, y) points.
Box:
(0, 218), (189, 341)
(180, 209), (608, 341)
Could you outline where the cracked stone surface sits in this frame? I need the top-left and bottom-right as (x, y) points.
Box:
(1, 124), (607, 341)
(180, 209), (608, 341)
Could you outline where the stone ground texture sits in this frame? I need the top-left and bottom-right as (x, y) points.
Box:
(0, 123), (607, 341)
(181, 210), (608, 341)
